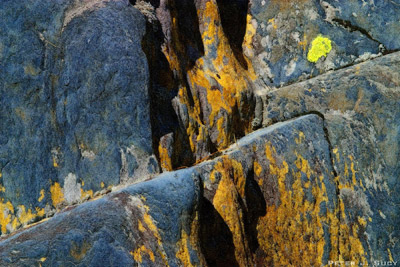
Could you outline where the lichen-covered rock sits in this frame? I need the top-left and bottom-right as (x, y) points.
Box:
(194, 114), (340, 266)
(1, 0), (400, 265)
(246, 0), (400, 87)
(263, 51), (400, 262)
(0, 114), (342, 266)
(0, 0), (158, 234)
(0, 169), (203, 266)
(152, 0), (258, 164)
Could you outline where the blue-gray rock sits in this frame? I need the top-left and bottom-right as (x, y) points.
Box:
(263, 51), (400, 262)
(246, 0), (400, 87)
(0, 0), (158, 234)
(0, 168), (203, 266)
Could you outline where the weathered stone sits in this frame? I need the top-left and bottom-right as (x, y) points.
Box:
(194, 114), (339, 266)
(0, 0), (158, 234)
(155, 0), (257, 163)
(0, 168), (203, 266)
(246, 0), (400, 87)
(263, 51), (400, 262)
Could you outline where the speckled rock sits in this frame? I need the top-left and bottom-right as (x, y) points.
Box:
(263, 51), (400, 262)
(194, 114), (339, 266)
(246, 0), (400, 87)
(0, 168), (203, 266)
(0, 114), (340, 266)
(0, 0), (158, 235)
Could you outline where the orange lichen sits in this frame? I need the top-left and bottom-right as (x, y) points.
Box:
(295, 131), (305, 144)
(0, 200), (14, 233)
(211, 157), (252, 266)
(255, 142), (367, 265)
(50, 182), (64, 208)
(176, 230), (194, 267)
(136, 199), (169, 266)
(254, 161), (263, 176)
(158, 142), (173, 172)
(38, 189), (45, 202)
(163, 0), (257, 161)
(131, 245), (155, 263)
(80, 188), (93, 201)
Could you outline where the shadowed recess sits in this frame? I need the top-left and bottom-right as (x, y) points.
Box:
(215, 0), (249, 69)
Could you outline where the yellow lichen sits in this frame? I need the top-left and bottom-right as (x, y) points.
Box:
(176, 229), (194, 267)
(307, 35), (332, 63)
(100, 182), (105, 188)
(38, 257), (47, 267)
(50, 182), (64, 208)
(158, 142), (173, 172)
(211, 157), (252, 266)
(80, 188), (93, 200)
(131, 245), (155, 263)
(163, 0), (257, 161)
(0, 200), (14, 233)
(254, 161), (263, 176)
(38, 189), (45, 202)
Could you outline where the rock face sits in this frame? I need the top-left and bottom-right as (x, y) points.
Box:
(1, 0), (399, 266)
(247, 0), (400, 87)
(0, 0), (158, 234)
(0, 170), (203, 266)
(263, 52), (400, 262)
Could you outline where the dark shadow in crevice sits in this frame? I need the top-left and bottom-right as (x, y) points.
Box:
(199, 196), (239, 267)
(140, 16), (181, 160)
(170, 0), (205, 70)
(216, 0), (249, 70)
(133, 0), (204, 168)
(243, 167), (266, 253)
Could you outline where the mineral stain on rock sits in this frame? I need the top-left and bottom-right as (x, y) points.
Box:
(0, 0), (399, 266)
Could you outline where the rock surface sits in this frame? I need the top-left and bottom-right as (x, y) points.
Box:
(1, 0), (399, 265)
(263, 51), (400, 262)
(247, 0), (400, 87)
(0, 169), (203, 266)
(0, 0), (158, 234)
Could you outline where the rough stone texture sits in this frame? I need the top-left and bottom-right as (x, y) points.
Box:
(195, 114), (339, 266)
(0, 0), (158, 234)
(263, 51), (400, 262)
(1, 114), (341, 266)
(0, 169), (203, 266)
(152, 0), (258, 164)
(246, 0), (400, 87)
(1, 0), (400, 265)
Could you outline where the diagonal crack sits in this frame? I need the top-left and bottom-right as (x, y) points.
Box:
(332, 18), (383, 48)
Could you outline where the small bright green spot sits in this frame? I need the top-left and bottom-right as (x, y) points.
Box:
(307, 35), (332, 63)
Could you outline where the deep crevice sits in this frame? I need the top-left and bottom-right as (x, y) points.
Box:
(199, 196), (239, 267)
(215, 0), (249, 70)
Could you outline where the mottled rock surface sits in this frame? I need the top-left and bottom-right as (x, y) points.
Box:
(1, 0), (399, 265)
(0, 169), (203, 266)
(0, 0), (158, 234)
(263, 51), (400, 262)
(247, 0), (400, 87)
